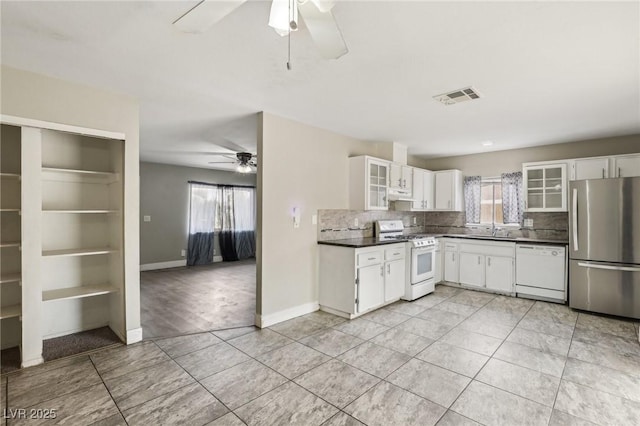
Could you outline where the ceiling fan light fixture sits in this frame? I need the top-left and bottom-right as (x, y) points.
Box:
(269, 0), (298, 36)
(236, 163), (252, 174)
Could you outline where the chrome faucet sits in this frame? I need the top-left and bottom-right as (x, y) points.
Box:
(492, 225), (501, 237)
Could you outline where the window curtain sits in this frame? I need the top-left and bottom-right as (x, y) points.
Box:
(187, 184), (217, 266)
(464, 176), (482, 224)
(233, 187), (256, 260)
(501, 171), (524, 224)
(217, 186), (257, 261)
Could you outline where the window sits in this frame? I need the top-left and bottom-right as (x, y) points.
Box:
(480, 179), (504, 225)
(465, 174), (523, 226)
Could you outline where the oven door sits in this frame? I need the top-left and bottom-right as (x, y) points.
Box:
(411, 247), (435, 284)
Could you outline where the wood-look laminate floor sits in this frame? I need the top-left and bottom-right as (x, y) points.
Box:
(140, 260), (256, 339)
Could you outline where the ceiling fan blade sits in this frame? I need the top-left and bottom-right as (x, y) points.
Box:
(173, 0), (247, 34)
(213, 138), (250, 153)
(208, 161), (236, 164)
(298, 0), (348, 60)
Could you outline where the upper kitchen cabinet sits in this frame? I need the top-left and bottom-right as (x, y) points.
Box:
(571, 157), (609, 180)
(612, 154), (640, 178)
(523, 162), (567, 211)
(394, 168), (434, 212)
(389, 163), (413, 197)
(349, 156), (390, 210)
(433, 170), (463, 211)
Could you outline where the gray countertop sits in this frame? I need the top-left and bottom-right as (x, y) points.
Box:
(318, 234), (568, 248)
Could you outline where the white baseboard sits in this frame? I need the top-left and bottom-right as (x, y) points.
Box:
(140, 260), (186, 271)
(255, 301), (319, 328)
(22, 356), (45, 369)
(126, 327), (143, 344)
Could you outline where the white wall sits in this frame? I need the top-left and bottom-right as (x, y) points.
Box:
(1, 65), (142, 345)
(257, 112), (377, 325)
(419, 134), (640, 176)
(140, 161), (256, 265)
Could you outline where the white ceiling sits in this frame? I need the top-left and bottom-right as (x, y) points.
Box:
(2, 1), (639, 171)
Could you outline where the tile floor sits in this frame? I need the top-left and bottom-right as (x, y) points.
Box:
(2, 285), (640, 425)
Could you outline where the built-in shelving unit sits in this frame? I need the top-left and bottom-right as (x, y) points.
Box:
(1, 124), (23, 358)
(42, 284), (118, 302)
(40, 128), (124, 344)
(42, 247), (116, 257)
(0, 305), (22, 320)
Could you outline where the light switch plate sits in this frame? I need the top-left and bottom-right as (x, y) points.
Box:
(312, 214), (317, 225)
(143, 215), (151, 222)
(354, 218), (359, 227)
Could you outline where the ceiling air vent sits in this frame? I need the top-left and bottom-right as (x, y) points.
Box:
(433, 86), (481, 105)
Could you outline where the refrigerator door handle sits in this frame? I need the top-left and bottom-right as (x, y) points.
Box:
(577, 262), (640, 272)
(572, 188), (578, 251)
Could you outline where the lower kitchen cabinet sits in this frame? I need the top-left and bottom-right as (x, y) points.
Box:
(459, 253), (485, 288)
(385, 258), (405, 301)
(443, 241), (459, 283)
(434, 243), (443, 283)
(485, 255), (514, 292)
(357, 263), (385, 312)
(441, 239), (516, 295)
(319, 243), (405, 318)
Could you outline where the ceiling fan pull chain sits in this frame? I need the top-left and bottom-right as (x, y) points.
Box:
(286, 0), (292, 70)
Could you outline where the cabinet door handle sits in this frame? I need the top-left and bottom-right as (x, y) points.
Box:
(448, 200), (451, 209)
(488, 257), (491, 267)
(387, 264), (390, 274)
(477, 256), (481, 265)
(451, 253), (455, 262)
(403, 179), (406, 188)
(380, 265), (384, 276)
(602, 168), (605, 179)
(618, 167), (622, 178)
(368, 257), (376, 261)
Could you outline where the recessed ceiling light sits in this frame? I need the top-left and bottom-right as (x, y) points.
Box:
(482, 141), (493, 147)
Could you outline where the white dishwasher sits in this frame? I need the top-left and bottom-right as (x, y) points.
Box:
(515, 244), (567, 303)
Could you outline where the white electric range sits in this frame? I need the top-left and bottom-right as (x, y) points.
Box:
(376, 220), (439, 301)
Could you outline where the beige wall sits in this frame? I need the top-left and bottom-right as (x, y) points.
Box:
(140, 161), (256, 265)
(419, 134), (640, 176)
(257, 112), (376, 322)
(1, 65), (142, 341)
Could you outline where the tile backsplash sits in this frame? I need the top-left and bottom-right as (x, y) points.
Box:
(317, 210), (424, 241)
(318, 209), (568, 242)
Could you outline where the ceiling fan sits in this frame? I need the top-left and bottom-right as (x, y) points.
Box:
(209, 151), (257, 173)
(173, 0), (348, 61)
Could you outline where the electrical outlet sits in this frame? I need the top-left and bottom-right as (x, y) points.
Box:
(524, 218), (534, 228)
(354, 218), (359, 227)
(413, 217), (417, 225)
(180, 249), (186, 257)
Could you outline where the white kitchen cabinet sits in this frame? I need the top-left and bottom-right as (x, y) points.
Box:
(485, 256), (514, 293)
(523, 162), (567, 211)
(572, 157), (609, 180)
(612, 154), (640, 178)
(394, 168), (433, 212)
(319, 243), (406, 318)
(357, 263), (385, 312)
(457, 241), (516, 294)
(384, 258), (405, 301)
(443, 241), (459, 283)
(459, 253), (485, 288)
(389, 163), (413, 196)
(349, 156), (390, 210)
(434, 170), (463, 211)
(434, 243), (442, 283)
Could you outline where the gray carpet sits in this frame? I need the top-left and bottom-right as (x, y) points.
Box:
(43, 326), (122, 362)
(1, 346), (20, 374)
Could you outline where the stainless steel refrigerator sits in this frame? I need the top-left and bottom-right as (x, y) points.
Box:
(569, 177), (640, 319)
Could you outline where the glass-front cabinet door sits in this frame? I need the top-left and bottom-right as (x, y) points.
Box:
(368, 159), (389, 210)
(524, 163), (567, 211)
